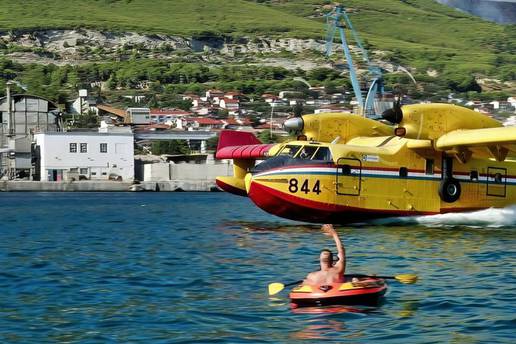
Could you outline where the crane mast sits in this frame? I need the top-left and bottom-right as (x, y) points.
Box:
(325, 5), (384, 117)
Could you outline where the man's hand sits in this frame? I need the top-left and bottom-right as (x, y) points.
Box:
(321, 224), (336, 237)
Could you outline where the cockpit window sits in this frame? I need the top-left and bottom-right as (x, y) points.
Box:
(277, 145), (301, 157)
(312, 147), (332, 161)
(296, 146), (319, 159)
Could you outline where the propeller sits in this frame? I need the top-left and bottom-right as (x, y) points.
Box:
(381, 95), (403, 124)
(283, 117), (304, 132)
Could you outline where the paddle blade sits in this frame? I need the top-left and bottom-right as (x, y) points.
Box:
(268, 282), (285, 296)
(394, 274), (418, 284)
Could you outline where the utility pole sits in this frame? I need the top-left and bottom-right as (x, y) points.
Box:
(5, 81), (15, 179)
(270, 102), (276, 140)
(6, 81), (14, 136)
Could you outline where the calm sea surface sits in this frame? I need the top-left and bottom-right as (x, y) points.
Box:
(0, 192), (514, 343)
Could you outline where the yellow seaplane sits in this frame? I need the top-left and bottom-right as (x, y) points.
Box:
(215, 103), (516, 223)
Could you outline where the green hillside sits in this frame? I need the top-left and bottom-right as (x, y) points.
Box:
(0, 0), (321, 37)
(0, 0), (513, 80)
(263, 0), (515, 79)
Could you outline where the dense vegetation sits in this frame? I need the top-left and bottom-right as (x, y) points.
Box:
(0, 55), (510, 112)
(151, 140), (190, 155)
(0, 0), (320, 37)
(0, 0), (514, 106)
(261, 0), (515, 81)
(0, 58), (351, 104)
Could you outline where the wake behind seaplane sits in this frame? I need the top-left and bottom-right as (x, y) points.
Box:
(215, 103), (516, 223)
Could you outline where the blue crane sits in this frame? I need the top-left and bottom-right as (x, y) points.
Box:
(325, 5), (384, 117)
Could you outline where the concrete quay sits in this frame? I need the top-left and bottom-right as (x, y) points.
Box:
(0, 180), (220, 192)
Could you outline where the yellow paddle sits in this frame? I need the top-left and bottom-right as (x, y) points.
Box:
(268, 280), (303, 296)
(267, 273), (418, 296)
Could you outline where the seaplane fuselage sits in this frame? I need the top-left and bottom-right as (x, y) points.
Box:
(246, 139), (516, 223)
(216, 104), (516, 224)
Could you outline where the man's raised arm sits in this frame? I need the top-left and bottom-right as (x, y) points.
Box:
(322, 224), (346, 273)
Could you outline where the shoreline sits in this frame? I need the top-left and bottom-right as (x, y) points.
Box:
(0, 180), (221, 192)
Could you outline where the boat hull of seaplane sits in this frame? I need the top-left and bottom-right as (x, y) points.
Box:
(247, 177), (406, 223)
(245, 158), (516, 224)
(245, 162), (435, 224)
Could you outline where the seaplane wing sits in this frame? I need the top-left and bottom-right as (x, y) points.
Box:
(436, 127), (516, 161)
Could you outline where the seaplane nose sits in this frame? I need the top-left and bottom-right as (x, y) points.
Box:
(244, 173), (253, 193)
(283, 117), (304, 132)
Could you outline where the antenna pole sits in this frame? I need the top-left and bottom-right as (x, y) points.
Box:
(6, 81), (13, 136)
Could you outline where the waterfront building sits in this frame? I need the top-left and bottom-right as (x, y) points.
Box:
(33, 128), (134, 182)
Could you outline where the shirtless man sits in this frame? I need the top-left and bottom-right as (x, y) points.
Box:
(303, 224), (346, 285)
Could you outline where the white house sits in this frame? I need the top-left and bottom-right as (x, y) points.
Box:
(219, 98), (240, 115)
(33, 130), (134, 182)
(489, 100), (514, 113)
(206, 89), (224, 100)
(225, 92), (243, 100)
(507, 97), (516, 109)
(70, 96), (99, 115)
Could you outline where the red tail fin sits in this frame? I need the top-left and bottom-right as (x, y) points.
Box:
(216, 130), (261, 151)
(215, 130), (273, 160)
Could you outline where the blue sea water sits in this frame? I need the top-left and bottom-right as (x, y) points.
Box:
(0, 192), (514, 343)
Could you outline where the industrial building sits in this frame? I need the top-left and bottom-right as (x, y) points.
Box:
(0, 89), (62, 180)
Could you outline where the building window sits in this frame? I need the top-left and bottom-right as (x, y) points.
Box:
(70, 143), (77, 153)
(100, 143), (107, 153)
(80, 168), (88, 175)
(80, 143), (88, 153)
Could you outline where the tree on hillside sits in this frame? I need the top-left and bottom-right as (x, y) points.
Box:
(151, 140), (190, 155)
(292, 102), (304, 117)
(308, 68), (340, 81)
(206, 135), (219, 151)
(73, 110), (99, 129)
(445, 74), (481, 93)
(257, 130), (281, 144)
(159, 99), (193, 111)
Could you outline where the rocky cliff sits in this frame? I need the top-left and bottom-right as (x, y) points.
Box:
(1, 29), (330, 66)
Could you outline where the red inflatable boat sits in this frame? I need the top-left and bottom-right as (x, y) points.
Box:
(289, 277), (387, 308)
